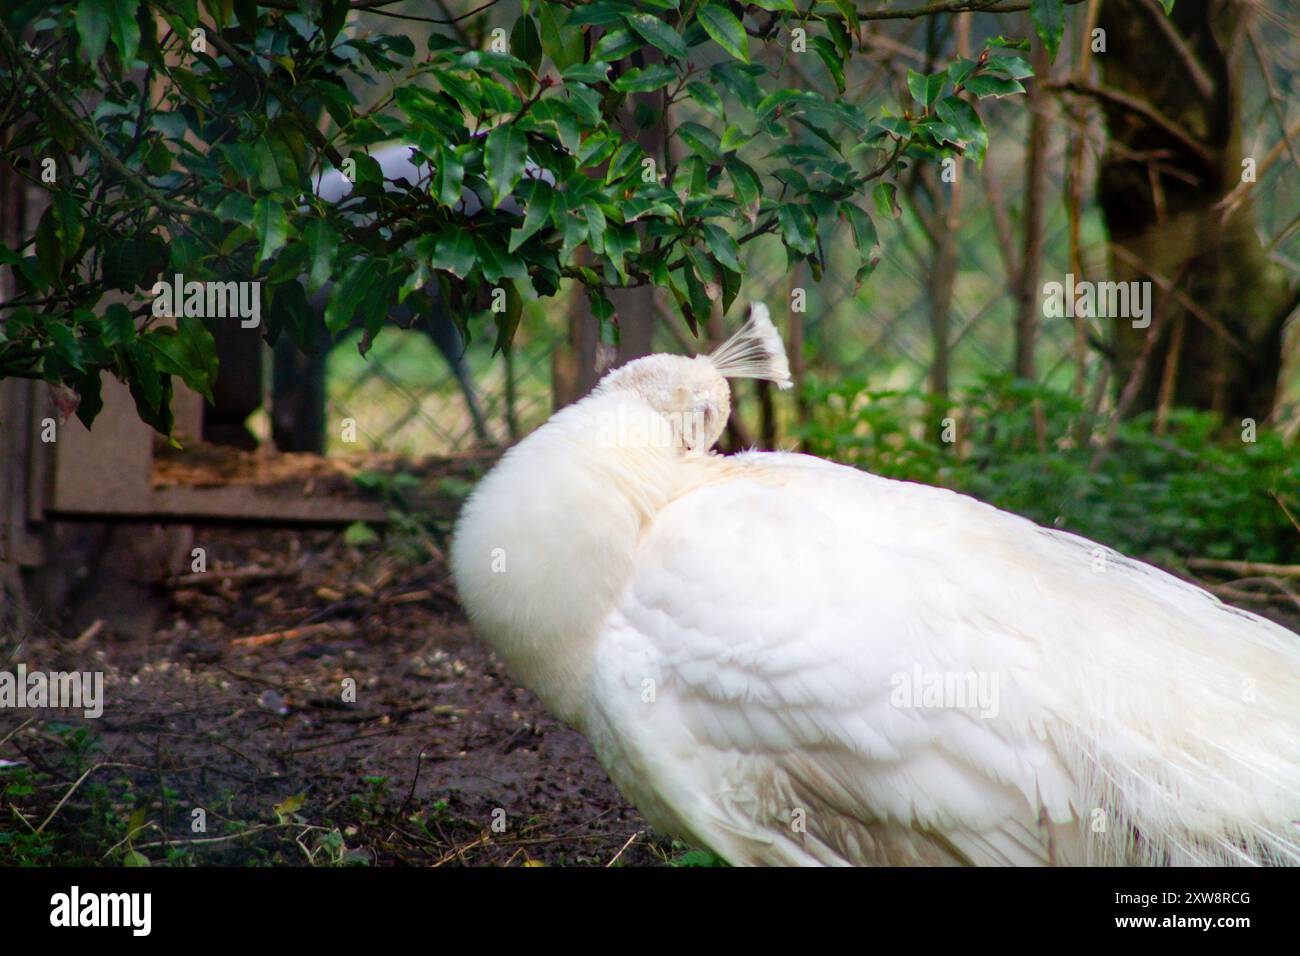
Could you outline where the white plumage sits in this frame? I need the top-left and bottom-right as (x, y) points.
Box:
(451, 304), (1300, 866)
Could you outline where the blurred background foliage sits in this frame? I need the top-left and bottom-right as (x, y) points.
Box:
(799, 375), (1300, 564)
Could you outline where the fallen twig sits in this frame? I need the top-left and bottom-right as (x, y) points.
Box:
(73, 619), (105, 647)
(1189, 558), (1300, 579)
(229, 621), (342, 649)
(1207, 584), (1300, 611)
(37, 762), (135, 834)
(167, 564), (301, 589)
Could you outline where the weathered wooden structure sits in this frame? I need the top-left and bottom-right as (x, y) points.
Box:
(0, 375), (386, 636)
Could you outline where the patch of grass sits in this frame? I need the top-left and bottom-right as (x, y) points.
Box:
(669, 845), (728, 867)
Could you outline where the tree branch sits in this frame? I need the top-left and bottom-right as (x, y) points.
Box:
(0, 16), (216, 223)
(179, 6), (346, 169)
(1048, 79), (1214, 168)
(254, 0), (499, 22)
(1134, 0), (1214, 102)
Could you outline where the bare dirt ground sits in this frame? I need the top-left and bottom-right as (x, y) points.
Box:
(4, 450), (1296, 869)
(0, 455), (671, 867)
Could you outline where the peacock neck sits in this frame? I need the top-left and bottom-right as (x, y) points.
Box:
(452, 391), (689, 725)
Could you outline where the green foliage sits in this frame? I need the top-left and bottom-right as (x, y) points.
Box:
(0, 723), (156, 866)
(797, 375), (1300, 565)
(669, 844), (728, 866)
(0, 1), (1031, 434)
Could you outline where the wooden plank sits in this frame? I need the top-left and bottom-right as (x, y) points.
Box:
(0, 378), (46, 566)
(50, 373), (154, 514)
(151, 485), (387, 523)
(46, 484), (386, 524)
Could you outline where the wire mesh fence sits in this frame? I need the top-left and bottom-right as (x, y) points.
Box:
(311, 13), (1298, 460)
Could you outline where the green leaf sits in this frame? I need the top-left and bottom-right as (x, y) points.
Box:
(144, 314), (218, 404)
(587, 286), (615, 325)
(719, 262), (742, 315)
(253, 135), (283, 190)
(811, 37), (845, 94)
(538, 3), (584, 71)
(686, 81), (725, 119)
(623, 13), (687, 59)
(605, 141), (643, 184)
(613, 64), (678, 93)
(907, 69), (946, 108)
(677, 122), (722, 164)
(711, 61), (762, 103)
(252, 199), (289, 265)
(72, 367), (104, 428)
(51, 192), (84, 261)
(563, 61), (611, 84)
(484, 123), (527, 208)
(76, 0), (111, 62)
(964, 73), (1026, 98)
(35, 207), (65, 283)
(304, 220), (337, 294)
(433, 68), (481, 115)
(429, 231), (476, 279)
(569, 2), (639, 27)
(948, 57), (979, 89)
(830, 0), (860, 37)
(434, 144), (465, 208)
(493, 281), (523, 354)
(591, 27), (642, 62)
(474, 237), (527, 282)
(726, 158), (761, 221)
(47, 324), (86, 373)
(583, 200), (608, 253)
(777, 203), (816, 255)
(840, 201), (878, 271)
(681, 260), (711, 326)
(510, 14), (543, 74)
(325, 260), (372, 334)
(719, 126), (751, 153)
(602, 223), (640, 280)
(987, 54), (1034, 80)
(936, 95), (988, 166)
(559, 195), (587, 259)
(106, 0), (141, 65)
(102, 235), (165, 291)
(1030, 0), (1065, 61)
(872, 181), (901, 219)
(508, 181), (557, 252)
(987, 35), (1031, 50)
(698, 4), (749, 63)
(701, 223), (742, 272)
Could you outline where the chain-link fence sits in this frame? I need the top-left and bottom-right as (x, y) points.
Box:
(313, 16), (1298, 459)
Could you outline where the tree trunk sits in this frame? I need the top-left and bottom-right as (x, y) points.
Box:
(1094, 0), (1295, 422)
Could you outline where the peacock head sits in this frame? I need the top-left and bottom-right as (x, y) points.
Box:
(592, 303), (792, 455)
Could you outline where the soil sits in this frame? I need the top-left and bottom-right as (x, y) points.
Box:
(4, 450), (1295, 868)
(0, 454), (666, 868)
